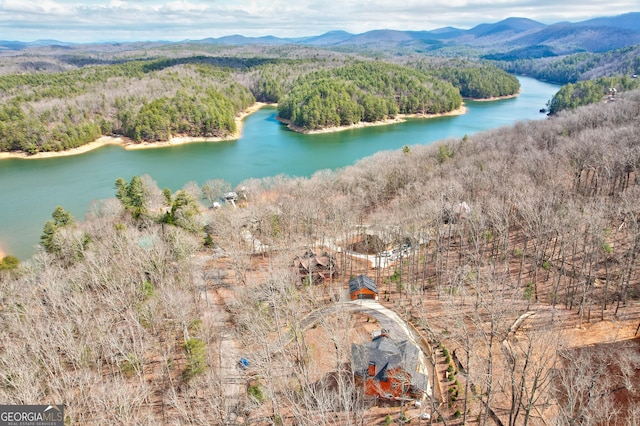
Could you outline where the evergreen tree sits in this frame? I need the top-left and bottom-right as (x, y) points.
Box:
(115, 176), (147, 218)
(40, 206), (74, 253)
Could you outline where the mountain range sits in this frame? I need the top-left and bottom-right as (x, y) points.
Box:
(188, 12), (640, 57)
(1, 12), (639, 57)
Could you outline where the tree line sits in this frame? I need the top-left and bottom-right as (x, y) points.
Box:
(277, 62), (462, 130)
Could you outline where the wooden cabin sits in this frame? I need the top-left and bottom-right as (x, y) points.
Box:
(349, 275), (378, 300)
(293, 250), (338, 284)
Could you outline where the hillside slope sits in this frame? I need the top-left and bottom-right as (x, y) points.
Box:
(1, 90), (639, 424)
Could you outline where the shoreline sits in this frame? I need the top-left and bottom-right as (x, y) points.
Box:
(464, 92), (519, 102)
(277, 104), (468, 135)
(0, 92), (515, 160)
(0, 102), (272, 160)
(0, 100), (472, 158)
(123, 101), (270, 151)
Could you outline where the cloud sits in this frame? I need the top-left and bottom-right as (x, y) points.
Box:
(0, 0), (637, 42)
(161, 1), (207, 12)
(1, 0), (72, 15)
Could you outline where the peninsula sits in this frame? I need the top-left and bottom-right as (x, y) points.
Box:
(0, 103), (269, 160)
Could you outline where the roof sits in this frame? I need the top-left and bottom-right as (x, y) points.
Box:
(351, 335), (429, 392)
(223, 191), (238, 200)
(293, 252), (337, 283)
(294, 255), (333, 271)
(349, 275), (377, 294)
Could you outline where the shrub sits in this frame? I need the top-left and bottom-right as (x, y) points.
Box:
(140, 280), (155, 298)
(524, 282), (534, 300)
(183, 338), (208, 381)
(120, 354), (141, 378)
(437, 144), (453, 163)
(0, 255), (19, 271)
(248, 383), (266, 403)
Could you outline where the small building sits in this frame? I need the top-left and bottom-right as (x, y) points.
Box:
(223, 192), (238, 208)
(349, 275), (378, 300)
(352, 334), (429, 400)
(223, 191), (238, 201)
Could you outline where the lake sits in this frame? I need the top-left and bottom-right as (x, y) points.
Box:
(0, 76), (559, 259)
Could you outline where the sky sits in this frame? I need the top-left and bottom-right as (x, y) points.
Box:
(0, 0), (638, 43)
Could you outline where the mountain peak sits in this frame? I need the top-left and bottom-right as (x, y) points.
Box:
(468, 17), (546, 37)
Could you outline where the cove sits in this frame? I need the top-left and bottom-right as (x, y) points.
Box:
(0, 76), (560, 259)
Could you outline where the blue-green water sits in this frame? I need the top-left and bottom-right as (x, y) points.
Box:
(0, 76), (559, 259)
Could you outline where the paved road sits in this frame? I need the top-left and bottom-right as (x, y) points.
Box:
(346, 300), (414, 342)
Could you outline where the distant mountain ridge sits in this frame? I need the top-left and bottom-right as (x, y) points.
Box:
(465, 17), (546, 37)
(1, 12), (638, 55)
(187, 12), (640, 56)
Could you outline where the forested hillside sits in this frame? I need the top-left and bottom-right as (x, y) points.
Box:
(277, 62), (462, 130)
(275, 57), (522, 132)
(1, 89), (639, 424)
(490, 42), (640, 115)
(410, 59), (521, 98)
(547, 75), (640, 113)
(497, 43), (640, 84)
(488, 43), (640, 114)
(0, 57), (255, 153)
(0, 46), (520, 154)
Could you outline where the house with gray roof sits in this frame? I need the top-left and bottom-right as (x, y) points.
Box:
(351, 333), (429, 400)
